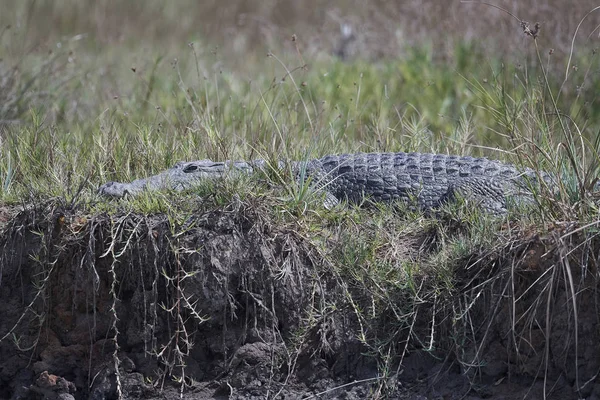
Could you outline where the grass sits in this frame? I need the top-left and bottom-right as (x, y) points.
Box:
(2, 40), (600, 207)
(1, 1), (600, 397)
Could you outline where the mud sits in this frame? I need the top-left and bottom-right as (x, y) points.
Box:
(0, 200), (599, 399)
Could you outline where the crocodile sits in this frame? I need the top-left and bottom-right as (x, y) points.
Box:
(98, 152), (557, 214)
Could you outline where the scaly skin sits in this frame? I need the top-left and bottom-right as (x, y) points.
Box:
(98, 152), (554, 213)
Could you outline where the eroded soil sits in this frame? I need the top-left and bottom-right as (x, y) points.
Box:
(0, 200), (599, 399)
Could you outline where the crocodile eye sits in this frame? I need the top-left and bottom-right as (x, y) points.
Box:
(183, 164), (198, 173)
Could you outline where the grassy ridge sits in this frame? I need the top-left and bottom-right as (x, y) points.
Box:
(1, 43), (599, 218)
(0, 2), (600, 222)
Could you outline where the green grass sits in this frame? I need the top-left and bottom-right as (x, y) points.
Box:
(2, 37), (600, 213)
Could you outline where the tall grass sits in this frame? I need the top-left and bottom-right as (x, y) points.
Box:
(0, 1), (599, 221)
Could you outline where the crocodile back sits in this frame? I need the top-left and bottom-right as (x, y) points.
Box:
(302, 152), (546, 210)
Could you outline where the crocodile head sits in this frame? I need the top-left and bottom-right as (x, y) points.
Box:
(98, 159), (254, 198)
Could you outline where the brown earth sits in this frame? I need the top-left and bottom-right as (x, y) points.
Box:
(0, 199), (599, 399)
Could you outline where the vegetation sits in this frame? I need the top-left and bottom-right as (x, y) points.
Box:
(0, 1), (599, 210)
(1, 1), (600, 397)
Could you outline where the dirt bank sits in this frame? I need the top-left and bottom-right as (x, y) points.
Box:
(0, 200), (599, 399)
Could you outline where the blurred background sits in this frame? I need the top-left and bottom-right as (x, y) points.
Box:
(2, 0), (599, 63)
